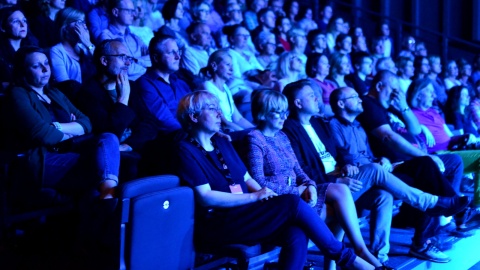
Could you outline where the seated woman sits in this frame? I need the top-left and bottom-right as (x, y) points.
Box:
(0, 7), (38, 90)
(50, 7), (96, 84)
(160, 0), (189, 50)
(444, 60), (461, 91)
(245, 90), (384, 269)
(28, 0), (64, 48)
(173, 90), (376, 270)
(201, 49), (255, 131)
(327, 52), (353, 88)
(306, 53), (336, 116)
(274, 16), (292, 52)
(276, 51), (304, 91)
(446, 86), (480, 137)
(6, 46), (119, 203)
(407, 78), (480, 194)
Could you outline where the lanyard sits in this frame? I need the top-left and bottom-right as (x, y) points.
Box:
(189, 137), (235, 185)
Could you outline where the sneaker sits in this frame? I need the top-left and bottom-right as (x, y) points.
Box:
(408, 240), (451, 263)
(456, 207), (480, 232)
(426, 196), (471, 217)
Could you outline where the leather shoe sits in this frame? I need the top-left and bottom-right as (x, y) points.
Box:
(426, 196), (471, 217)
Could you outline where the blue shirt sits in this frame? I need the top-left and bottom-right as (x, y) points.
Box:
(135, 70), (191, 134)
(87, 6), (109, 44)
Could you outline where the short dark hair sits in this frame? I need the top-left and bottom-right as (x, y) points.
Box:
(0, 6), (23, 31)
(369, 69), (396, 93)
(257, 7), (274, 23)
(12, 46), (46, 84)
(307, 29), (325, 48)
(305, 53), (326, 78)
(329, 87), (347, 115)
(352, 51), (372, 69)
(161, 0), (182, 22)
(148, 34), (176, 63)
(283, 79), (312, 113)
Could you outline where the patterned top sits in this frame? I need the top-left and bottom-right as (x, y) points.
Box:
(246, 129), (316, 196)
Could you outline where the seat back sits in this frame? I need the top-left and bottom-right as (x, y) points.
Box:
(119, 175), (195, 270)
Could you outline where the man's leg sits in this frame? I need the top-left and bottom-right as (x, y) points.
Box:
(356, 188), (393, 264)
(437, 153), (463, 195)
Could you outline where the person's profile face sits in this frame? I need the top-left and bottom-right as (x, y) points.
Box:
(157, 39), (181, 73)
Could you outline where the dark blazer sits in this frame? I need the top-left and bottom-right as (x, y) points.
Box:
(76, 79), (157, 151)
(282, 116), (338, 184)
(6, 84), (91, 189)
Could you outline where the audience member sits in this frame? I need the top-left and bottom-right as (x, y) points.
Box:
(352, 35), (368, 53)
(316, 4), (332, 31)
(250, 7), (276, 43)
(396, 56), (414, 93)
(140, 0), (164, 32)
(346, 52), (373, 96)
(6, 46), (120, 201)
(370, 37), (385, 74)
(245, 89), (385, 269)
(201, 49), (254, 131)
(325, 16), (345, 54)
(181, 22), (215, 75)
(223, 2), (243, 26)
(50, 7), (96, 84)
(356, 71), (471, 262)
(268, 0), (285, 17)
(129, 0), (155, 46)
(29, 0), (63, 48)
(276, 51), (304, 91)
(225, 24), (262, 81)
(412, 56), (430, 80)
(471, 53), (480, 85)
(87, 0), (110, 44)
(283, 0), (298, 25)
(414, 41), (428, 57)
(445, 85), (478, 136)
(295, 6), (317, 33)
(244, 0), (266, 31)
(327, 52), (353, 88)
(160, 0), (189, 50)
(287, 27), (307, 64)
(377, 22), (393, 57)
(307, 29), (327, 55)
(100, 0), (151, 81)
(274, 15), (291, 52)
(173, 90), (375, 270)
(255, 31), (279, 70)
(398, 35), (415, 60)
(444, 59), (461, 90)
(134, 35), (190, 134)
(457, 58), (475, 96)
(375, 57), (397, 75)
(0, 7), (38, 89)
(428, 55), (448, 109)
(306, 53), (336, 116)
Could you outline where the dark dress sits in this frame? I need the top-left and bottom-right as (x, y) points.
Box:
(173, 135), (356, 267)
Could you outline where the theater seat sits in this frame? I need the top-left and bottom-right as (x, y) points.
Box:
(117, 175), (195, 270)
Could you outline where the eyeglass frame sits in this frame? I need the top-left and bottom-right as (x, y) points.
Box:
(103, 54), (138, 63)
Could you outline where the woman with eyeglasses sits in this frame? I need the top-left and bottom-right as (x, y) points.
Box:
(201, 49), (254, 131)
(5, 46), (120, 206)
(0, 7), (38, 90)
(244, 89), (385, 270)
(49, 7), (96, 84)
(174, 90), (376, 270)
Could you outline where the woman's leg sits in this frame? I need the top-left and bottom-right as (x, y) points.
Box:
(324, 183), (382, 267)
(324, 215), (345, 270)
(292, 197), (375, 269)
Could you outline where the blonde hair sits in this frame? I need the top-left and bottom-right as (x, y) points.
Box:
(55, 7), (85, 42)
(251, 89), (288, 125)
(176, 91), (219, 130)
(276, 51), (300, 80)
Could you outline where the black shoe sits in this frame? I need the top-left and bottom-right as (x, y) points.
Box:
(426, 196), (471, 217)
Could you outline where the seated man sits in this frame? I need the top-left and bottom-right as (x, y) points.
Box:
(282, 80), (470, 264)
(76, 39), (157, 179)
(181, 22), (215, 76)
(99, 0), (151, 80)
(346, 52), (373, 96)
(353, 71), (472, 261)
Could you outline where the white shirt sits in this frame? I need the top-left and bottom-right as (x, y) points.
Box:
(204, 81), (235, 122)
(302, 124), (336, 173)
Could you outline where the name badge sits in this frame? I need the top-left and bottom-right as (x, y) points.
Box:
(229, 184), (243, 194)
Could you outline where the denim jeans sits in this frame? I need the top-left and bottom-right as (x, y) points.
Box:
(44, 133), (120, 192)
(437, 153), (464, 194)
(356, 188), (393, 264)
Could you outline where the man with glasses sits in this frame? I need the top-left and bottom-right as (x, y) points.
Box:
(355, 71), (473, 262)
(99, 0), (150, 80)
(282, 80), (469, 265)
